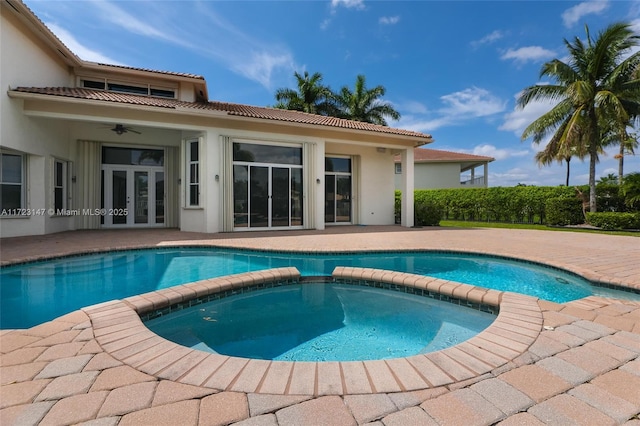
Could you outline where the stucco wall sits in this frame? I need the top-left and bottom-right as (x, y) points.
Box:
(1, 10), (76, 237)
(326, 143), (396, 225)
(394, 162), (462, 190)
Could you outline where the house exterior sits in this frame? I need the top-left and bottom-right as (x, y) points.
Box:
(0, 0), (432, 238)
(394, 148), (494, 190)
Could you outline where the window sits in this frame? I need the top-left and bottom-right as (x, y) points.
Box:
(395, 163), (402, 174)
(80, 78), (176, 99)
(53, 159), (68, 211)
(1, 151), (25, 211)
(187, 140), (199, 206)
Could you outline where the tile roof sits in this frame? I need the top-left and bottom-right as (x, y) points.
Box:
(85, 62), (205, 80)
(395, 148), (494, 163)
(12, 87), (433, 140)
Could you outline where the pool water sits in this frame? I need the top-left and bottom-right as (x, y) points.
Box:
(1, 247), (637, 329)
(145, 283), (496, 361)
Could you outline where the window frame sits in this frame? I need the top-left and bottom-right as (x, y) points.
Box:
(0, 150), (26, 214)
(78, 76), (177, 99)
(186, 139), (200, 207)
(52, 158), (69, 213)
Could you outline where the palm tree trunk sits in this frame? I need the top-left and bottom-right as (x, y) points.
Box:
(588, 144), (597, 213)
(618, 143), (624, 185)
(565, 158), (571, 187)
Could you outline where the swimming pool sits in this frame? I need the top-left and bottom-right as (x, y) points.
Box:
(145, 282), (496, 361)
(1, 247), (638, 329)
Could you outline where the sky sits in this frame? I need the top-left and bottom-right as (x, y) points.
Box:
(24, 0), (640, 187)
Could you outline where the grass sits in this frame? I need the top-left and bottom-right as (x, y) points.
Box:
(440, 220), (640, 237)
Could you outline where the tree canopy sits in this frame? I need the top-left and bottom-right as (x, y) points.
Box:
(274, 72), (400, 126)
(518, 22), (640, 212)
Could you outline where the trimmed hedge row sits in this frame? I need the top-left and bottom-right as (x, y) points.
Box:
(397, 186), (578, 224)
(396, 186), (640, 229)
(586, 212), (640, 230)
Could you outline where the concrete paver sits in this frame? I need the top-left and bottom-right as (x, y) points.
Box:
(198, 392), (249, 426)
(1, 227), (640, 425)
(276, 396), (356, 426)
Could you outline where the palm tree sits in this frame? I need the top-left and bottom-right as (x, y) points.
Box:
(274, 71), (338, 116)
(534, 134), (588, 186)
(614, 132), (639, 183)
(518, 22), (640, 212)
(335, 75), (400, 126)
(621, 172), (640, 210)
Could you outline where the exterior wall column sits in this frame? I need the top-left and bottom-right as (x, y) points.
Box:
(400, 148), (414, 227)
(484, 163), (488, 187)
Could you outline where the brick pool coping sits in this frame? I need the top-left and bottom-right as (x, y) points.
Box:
(84, 267), (543, 396)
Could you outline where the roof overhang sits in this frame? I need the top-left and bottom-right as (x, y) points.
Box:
(8, 90), (433, 148)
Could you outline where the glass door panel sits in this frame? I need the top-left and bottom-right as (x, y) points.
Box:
(233, 165), (249, 227)
(249, 166), (269, 227)
(324, 175), (336, 223)
(155, 172), (165, 224)
(134, 171), (149, 224)
(112, 170), (128, 225)
(291, 168), (303, 226)
(103, 166), (163, 227)
(336, 176), (351, 222)
(271, 167), (290, 227)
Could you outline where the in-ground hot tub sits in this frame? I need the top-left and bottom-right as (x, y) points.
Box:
(144, 280), (496, 362)
(83, 267), (543, 395)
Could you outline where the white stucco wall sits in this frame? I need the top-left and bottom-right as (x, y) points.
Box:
(1, 10), (76, 237)
(326, 143), (396, 225)
(394, 162), (462, 190)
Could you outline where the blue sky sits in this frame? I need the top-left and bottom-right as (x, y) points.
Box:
(25, 0), (640, 187)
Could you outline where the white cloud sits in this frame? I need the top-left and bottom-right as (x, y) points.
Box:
(396, 100), (429, 115)
(440, 87), (506, 117)
(471, 144), (529, 161)
(45, 22), (123, 64)
(500, 46), (556, 64)
(231, 51), (296, 91)
(91, 0), (192, 47)
(500, 92), (558, 137)
(379, 16), (400, 25)
(471, 30), (504, 48)
(331, 0), (365, 10)
(396, 87), (506, 133)
(561, 1), (610, 28)
(445, 144), (529, 161)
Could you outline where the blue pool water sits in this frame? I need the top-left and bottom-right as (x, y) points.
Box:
(2, 247), (638, 329)
(145, 283), (496, 361)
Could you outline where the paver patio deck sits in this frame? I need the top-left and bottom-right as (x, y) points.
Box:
(1, 226), (639, 425)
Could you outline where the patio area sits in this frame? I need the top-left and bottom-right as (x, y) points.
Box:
(1, 226), (640, 425)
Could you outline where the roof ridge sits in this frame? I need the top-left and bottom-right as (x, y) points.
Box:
(85, 62), (205, 80)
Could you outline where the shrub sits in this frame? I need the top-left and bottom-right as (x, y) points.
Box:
(586, 212), (640, 230)
(415, 200), (444, 226)
(545, 197), (584, 226)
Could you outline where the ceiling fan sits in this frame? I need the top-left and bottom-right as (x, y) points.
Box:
(110, 124), (141, 135)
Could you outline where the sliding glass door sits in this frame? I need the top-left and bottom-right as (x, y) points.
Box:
(233, 142), (303, 230)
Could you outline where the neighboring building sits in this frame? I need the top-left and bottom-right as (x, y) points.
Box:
(1, 0), (432, 238)
(394, 148), (494, 190)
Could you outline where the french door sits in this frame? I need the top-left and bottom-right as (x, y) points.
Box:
(233, 164), (302, 229)
(102, 166), (165, 227)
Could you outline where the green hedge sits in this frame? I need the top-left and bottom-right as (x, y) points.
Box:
(415, 200), (444, 226)
(586, 212), (640, 230)
(545, 197), (584, 226)
(396, 186), (579, 224)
